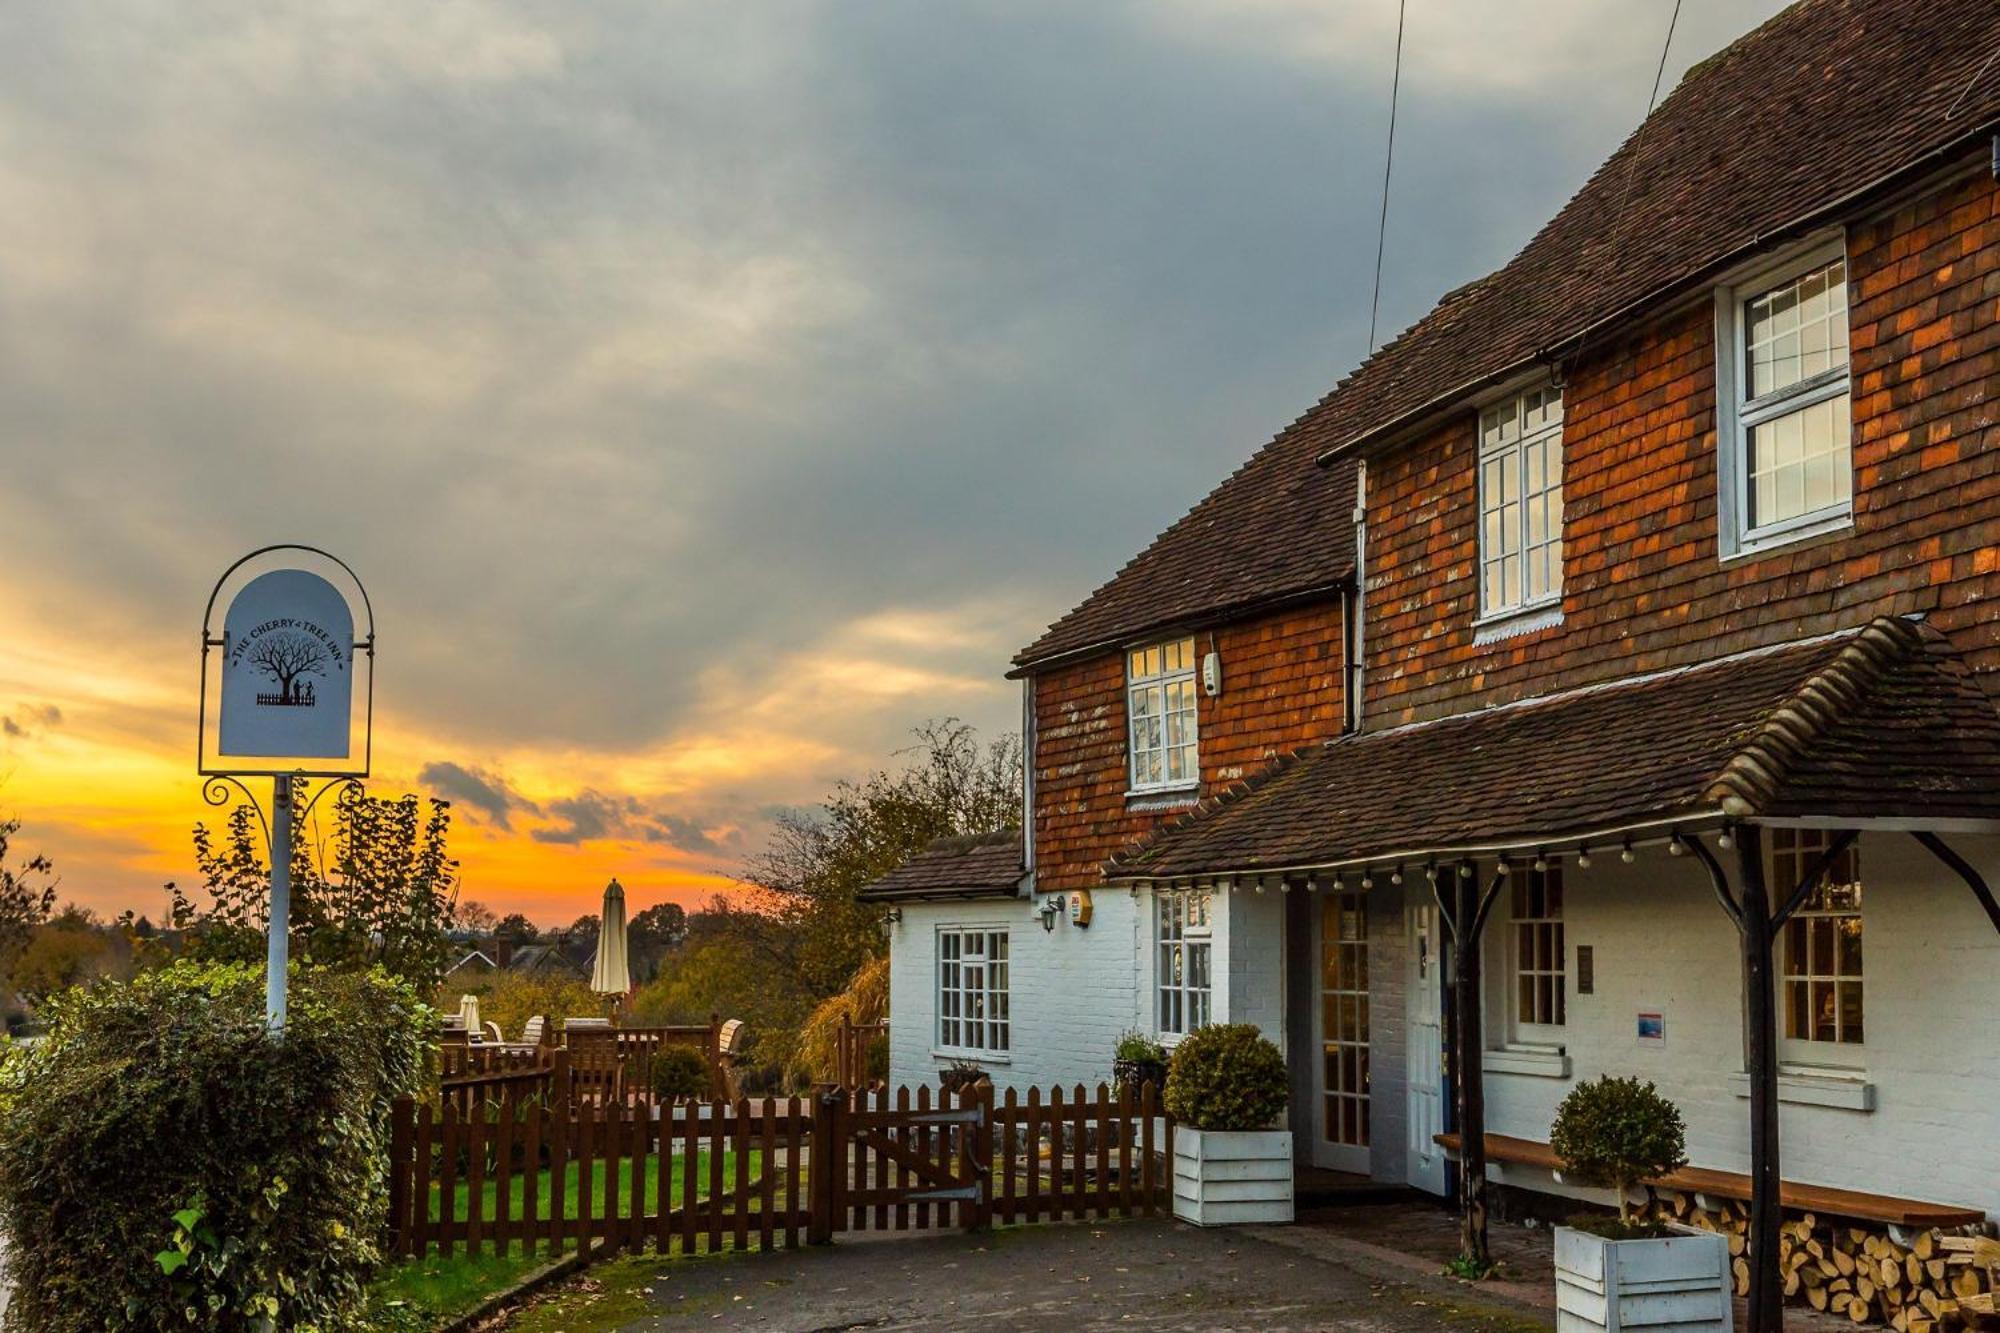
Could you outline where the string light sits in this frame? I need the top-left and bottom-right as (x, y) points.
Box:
(1425, 864), (1438, 882)
(1668, 836), (1685, 857)
(1361, 870), (1374, 889)
(1391, 865), (1405, 885)
(1577, 846), (1592, 869)
(1306, 875), (1320, 893)
(1496, 859), (1512, 877)
(1621, 839), (1635, 864)
(1717, 829), (1734, 850)
(1533, 851), (1549, 874)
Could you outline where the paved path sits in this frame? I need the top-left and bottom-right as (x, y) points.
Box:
(594, 1219), (1552, 1332)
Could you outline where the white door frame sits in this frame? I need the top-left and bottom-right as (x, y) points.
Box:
(1405, 899), (1448, 1195)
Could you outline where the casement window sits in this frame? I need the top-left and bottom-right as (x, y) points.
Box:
(937, 928), (1009, 1055)
(1477, 386), (1564, 619)
(1775, 829), (1862, 1059)
(1509, 861), (1566, 1038)
(1156, 888), (1212, 1035)
(1127, 638), (1199, 792)
(1715, 243), (1853, 557)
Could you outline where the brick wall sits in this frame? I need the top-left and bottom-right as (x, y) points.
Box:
(1364, 169), (2000, 726)
(1029, 599), (1346, 894)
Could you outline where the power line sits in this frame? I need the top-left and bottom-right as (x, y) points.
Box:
(1365, 0), (1408, 355)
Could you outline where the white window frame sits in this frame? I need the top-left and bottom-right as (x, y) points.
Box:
(1155, 887), (1212, 1038)
(1506, 861), (1567, 1047)
(1126, 637), (1200, 794)
(1475, 385), (1565, 623)
(1713, 237), (1855, 560)
(1774, 830), (1864, 1069)
(935, 926), (1010, 1058)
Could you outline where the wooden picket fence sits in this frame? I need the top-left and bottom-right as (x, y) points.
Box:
(388, 1080), (1172, 1259)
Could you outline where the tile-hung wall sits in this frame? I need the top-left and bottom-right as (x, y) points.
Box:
(1363, 169), (2000, 729)
(1474, 834), (2000, 1218)
(1031, 600), (1346, 895)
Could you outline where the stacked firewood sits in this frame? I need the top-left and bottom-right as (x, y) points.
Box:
(1636, 1191), (1999, 1329)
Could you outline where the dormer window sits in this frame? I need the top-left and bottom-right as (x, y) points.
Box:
(1714, 241), (1853, 558)
(1477, 386), (1564, 621)
(1127, 637), (1199, 792)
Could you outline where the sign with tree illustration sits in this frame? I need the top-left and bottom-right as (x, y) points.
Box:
(218, 569), (355, 758)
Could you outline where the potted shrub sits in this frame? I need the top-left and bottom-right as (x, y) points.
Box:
(1162, 1024), (1292, 1225)
(1111, 1030), (1168, 1097)
(1549, 1076), (1729, 1332)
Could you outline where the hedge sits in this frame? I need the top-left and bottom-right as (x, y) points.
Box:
(1163, 1024), (1288, 1132)
(0, 961), (431, 1331)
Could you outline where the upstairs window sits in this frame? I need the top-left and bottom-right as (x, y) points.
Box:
(1716, 243), (1853, 556)
(1127, 638), (1199, 792)
(1478, 386), (1564, 619)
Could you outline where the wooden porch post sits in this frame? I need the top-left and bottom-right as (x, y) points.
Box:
(1736, 827), (1784, 1333)
(1452, 860), (1492, 1267)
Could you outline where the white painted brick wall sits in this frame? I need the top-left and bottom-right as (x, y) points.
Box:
(886, 883), (1294, 1096)
(1478, 833), (2000, 1220)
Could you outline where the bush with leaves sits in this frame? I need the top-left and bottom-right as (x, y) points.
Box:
(650, 1044), (713, 1101)
(173, 782), (460, 992)
(0, 961), (431, 1330)
(1162, 1024), (1289, 1132)
(1550, 1075), (1688, 1226)
(1112, 1029), (1169, 1096)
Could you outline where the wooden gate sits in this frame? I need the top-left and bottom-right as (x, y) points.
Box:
(823, 1086), (991, 1235)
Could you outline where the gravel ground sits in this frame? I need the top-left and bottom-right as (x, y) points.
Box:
(583, 1217), (1554, 1332)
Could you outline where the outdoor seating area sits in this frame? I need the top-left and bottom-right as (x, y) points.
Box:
(437, 1011), (736, 1115)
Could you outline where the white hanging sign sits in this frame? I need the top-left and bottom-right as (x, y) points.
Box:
(218, 569), (355, 758)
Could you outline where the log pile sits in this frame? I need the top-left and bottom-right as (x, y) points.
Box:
(1636, 1191), (1999, 1329)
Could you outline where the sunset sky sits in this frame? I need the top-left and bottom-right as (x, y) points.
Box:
(0, 1), (1786, 926)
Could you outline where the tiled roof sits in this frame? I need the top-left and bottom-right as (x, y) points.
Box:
(1016, 0), (2000, 671)
(1108, 618), (2000, 879)
(857, 829), (1024, 903)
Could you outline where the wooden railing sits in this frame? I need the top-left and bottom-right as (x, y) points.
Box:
(388, 1080), (1173, 1260)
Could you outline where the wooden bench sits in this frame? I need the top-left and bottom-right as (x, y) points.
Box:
(1435, 1132), (1985, 1229)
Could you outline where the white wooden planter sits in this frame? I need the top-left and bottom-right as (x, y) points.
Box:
(1171, 1126), (1293, 1226)
(1554, 1225), (1732, 1333)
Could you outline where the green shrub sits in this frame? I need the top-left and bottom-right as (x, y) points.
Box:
(1113, 1029), (1166, 1065)
(1550, 1075), (1688, 1225)
(1162, 1024), (1288, 1131)
(1112, 1029), (1169, 1098)
(650, 1044), (712, 1101)
(0, 961), (431, 1330)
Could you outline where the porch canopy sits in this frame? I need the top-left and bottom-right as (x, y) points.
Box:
(1106, 617), (2000, 1333)
(1109, 617), (2000, 888)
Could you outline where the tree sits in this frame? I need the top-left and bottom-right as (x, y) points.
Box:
(564, 913), (600, 945)
(629, 901), (687, 952)
(0, 818), (56, 984)
(246, 631), (329, 704)
(11, 925), (114, 1003)
(493, 913), (540, 947)
(456, 899), (498, 933)
(172, 782), (460, 990)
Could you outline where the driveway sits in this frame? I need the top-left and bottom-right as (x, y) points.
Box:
(516, 1218), (1554, 1332)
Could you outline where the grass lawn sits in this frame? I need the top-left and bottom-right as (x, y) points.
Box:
(362, 1149), (768, 1330)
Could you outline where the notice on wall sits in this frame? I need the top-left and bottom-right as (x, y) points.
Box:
(218, 569), (355, 759)
(1637, 1011), (1665, 1044)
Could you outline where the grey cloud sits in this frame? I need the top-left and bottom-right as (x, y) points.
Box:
(1, 705), (63, 740)
(530, 789), (723, 853)
(417, 761), (537, 828)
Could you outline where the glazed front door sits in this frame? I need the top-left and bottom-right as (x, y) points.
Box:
(1313, 891), (1371, 1173)
(1405, 901), (1448, 1195)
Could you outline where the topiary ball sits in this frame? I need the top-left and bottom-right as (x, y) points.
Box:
(650, 1044), (712, 1101)
(1162, 1023), (1288, 1132)
(1550, 1075), (1688, 1193)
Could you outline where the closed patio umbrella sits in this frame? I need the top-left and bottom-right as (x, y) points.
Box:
(590, 877), (631, 997)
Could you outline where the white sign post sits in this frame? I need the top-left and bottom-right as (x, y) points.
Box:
(201, 549), (373, 1030)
